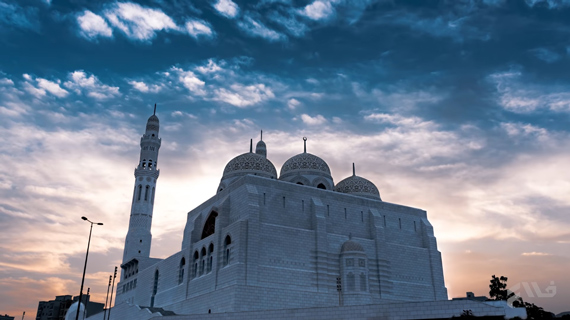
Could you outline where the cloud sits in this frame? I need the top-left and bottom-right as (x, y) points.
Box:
(213, 0), (240, 18)
(489, 69), (570, 113)
(195, 59), (223, 74)
(525, 0), (570, 8)
(237, 15), (286, 42)
(77, 10), (113, 40)
(64, 71), (120, 100)
(521, 251), (552, 256)
(22, 75), (69, 98)
(287, 98), (301, 110)
(185, 19), (215, 38)
(104, 2), (179, 41)
(128, 80), (161, 93)
(0, 1), (39, 31)
(213, 83), (275, 107)
(501, 122), (549, 141)
(171, 67), (206, 96)
(299, 0), (336, 21)
(530, 47), (561, 63)
(300, 113), (327, 125)
(268, 10), (308, 37)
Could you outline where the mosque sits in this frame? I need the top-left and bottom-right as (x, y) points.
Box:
(87, 113), (526, 320)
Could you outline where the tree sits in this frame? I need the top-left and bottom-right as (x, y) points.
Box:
(488, 275), (553, 319)
(489, 275), (509, 301)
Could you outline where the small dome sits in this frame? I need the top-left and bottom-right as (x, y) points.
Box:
(280, 153), (331, 177)
(222, 152), (277, 180)
(341, 240), (364, 253)
(146, 115), (159, 133)
(335, 175), (381, 200)
(256, 140), (267, 157)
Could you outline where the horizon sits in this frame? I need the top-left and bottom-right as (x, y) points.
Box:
(0, 0), (569, 318)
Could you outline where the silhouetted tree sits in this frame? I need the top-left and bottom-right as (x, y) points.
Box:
(488, 275), (553, 320)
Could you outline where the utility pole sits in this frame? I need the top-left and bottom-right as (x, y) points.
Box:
(103, 275), (112, 320)
(107, 267), (117, 320)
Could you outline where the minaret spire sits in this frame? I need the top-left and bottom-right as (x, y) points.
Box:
(260, 130), (263, 141)
(250, 139), (253, 153)
(353, 163), (355, 176)
(153, 103), (157, 115)
(303, 137), (307, 153)
(122, 112), (161, 272)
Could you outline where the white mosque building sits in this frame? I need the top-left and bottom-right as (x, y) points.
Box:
(87, 113), (526, 320)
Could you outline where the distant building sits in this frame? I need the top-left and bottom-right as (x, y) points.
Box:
(452, 291), (488, 302)
(36, 295), (103, 320)
(0, 314), (15, 320)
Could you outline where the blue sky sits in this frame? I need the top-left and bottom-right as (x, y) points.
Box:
(1, 0), (570, 317)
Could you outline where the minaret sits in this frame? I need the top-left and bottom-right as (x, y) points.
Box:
(122, 107), (161, 266)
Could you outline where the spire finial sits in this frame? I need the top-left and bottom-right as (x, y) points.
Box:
(303, 137), (307, 153)
(250, 139), (253, 153)
(352, 163), (355, 176)
(261, 130), (263, 141)
(153, 103), (157, 115)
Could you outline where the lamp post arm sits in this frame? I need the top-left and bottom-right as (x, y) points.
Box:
(76, 222), (93, 320)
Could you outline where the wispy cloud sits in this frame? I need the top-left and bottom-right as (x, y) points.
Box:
(300, 113), (327, 125)
(185, 19), (215, 39)
(237, 15), (286, 42)
(298, 0), (336, 21)
(212, 0), (240, 18)
(0, 1), (39, 31)
(22, 74), (69, 98)
(213, 83), (275, 107)
(104, 2), (179, 41)
(128, 80), (162, 93)
(530, 47), (561, 63)
(76, 10), (113, 40)
(489, 69), (570, 113)
(64, 71), (120, 100)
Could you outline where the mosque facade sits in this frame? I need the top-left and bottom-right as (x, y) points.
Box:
(86, 112), (533, 320)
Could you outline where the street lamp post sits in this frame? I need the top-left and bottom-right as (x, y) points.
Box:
(76, 216), (103, 320)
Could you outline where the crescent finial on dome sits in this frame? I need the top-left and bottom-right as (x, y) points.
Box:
(303, 136), (307, 153)
(353, 163), (355, 176)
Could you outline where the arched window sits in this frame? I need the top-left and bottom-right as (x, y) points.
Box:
(296, 182), (304, 185)
(145, 185), (149, 201)
(151, 269), (159, 307)
(317, 183), (326, 189)
(360, 273), (367, 291)
(201, 211), (218, 239)
(137, 185), (142, 201)
(178, 257), (185, 284)
(208, 243), (214, 273)
(142, 159), (146, 168)
(200, 247), (206, 275)
(224, 235), (232, 266)
(192, 251), (198, 278)
(148, 159), (153, 169)
(151, 187), (155, 205)
(347, 273), (355, 291)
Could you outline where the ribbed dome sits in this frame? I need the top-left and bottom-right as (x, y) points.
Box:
(335, 175), (381, 200)
(341, 240), (364, 253)
(222, 152), (277, 180)
(280, 153), (331, 177)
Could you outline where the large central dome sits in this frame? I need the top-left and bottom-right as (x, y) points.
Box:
(280, 153), (331, 176)
(222, 152), (277, 180)
(279, 138), (334, 190)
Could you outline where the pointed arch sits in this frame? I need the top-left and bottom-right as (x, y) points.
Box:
(137, 185), (142, 201)
(145, 185), (149, 201)
(178, 257), (185, 284)
(201, 211), (218, 239)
